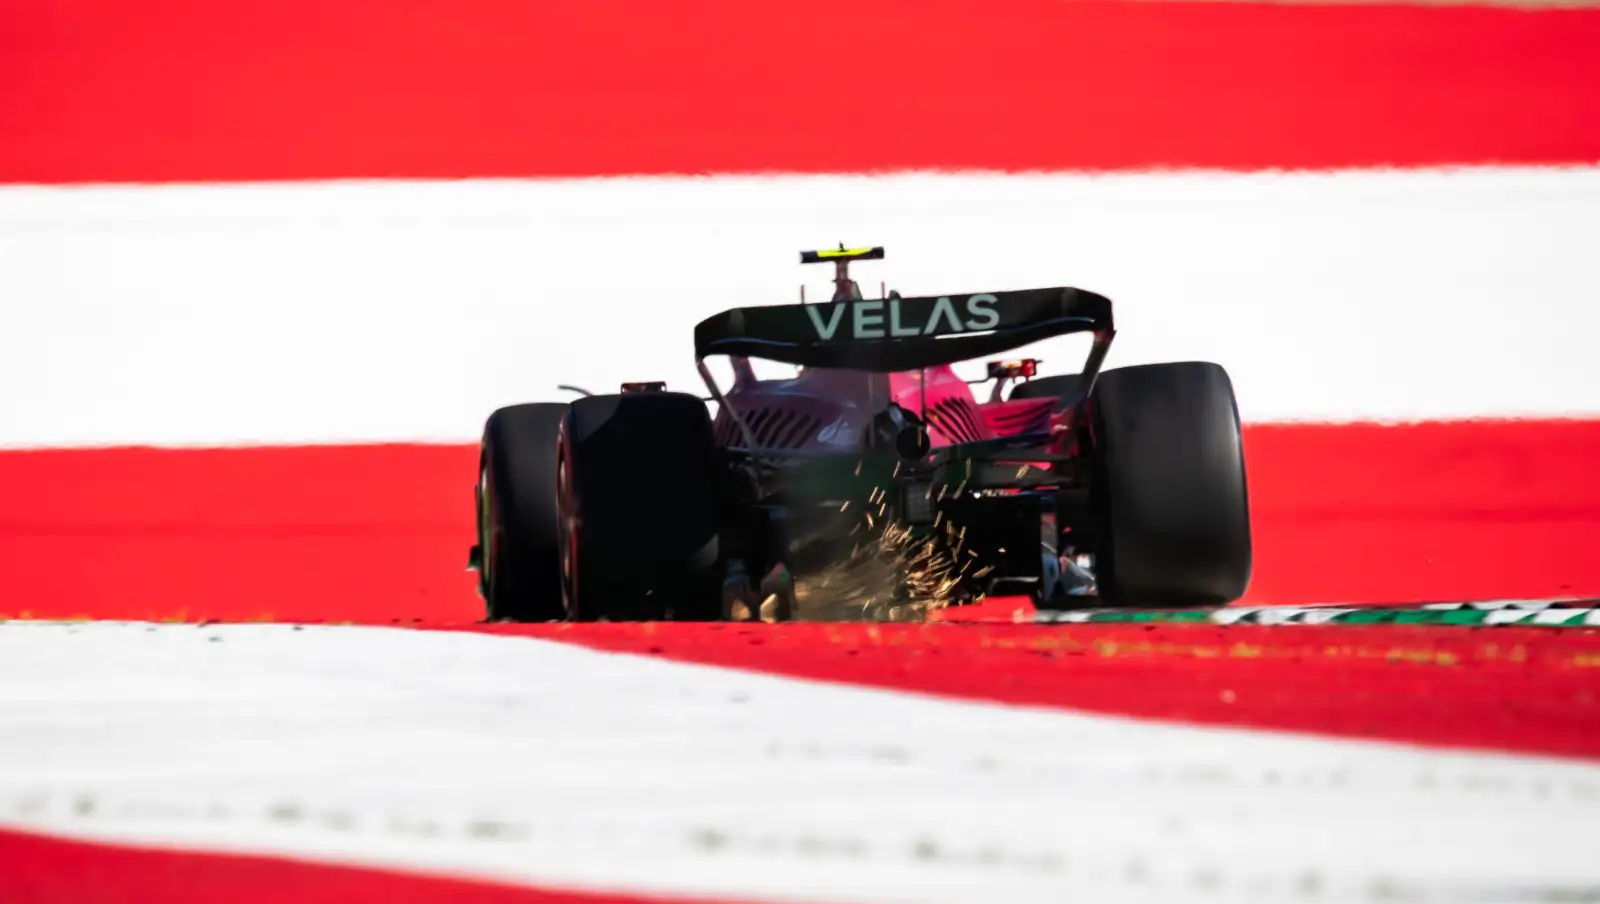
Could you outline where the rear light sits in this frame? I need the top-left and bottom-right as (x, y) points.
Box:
(621, 381), (667, 393)
(985, 359), (1040, 380)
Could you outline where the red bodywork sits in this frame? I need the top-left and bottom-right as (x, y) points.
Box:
(710, 359), (1072, 459)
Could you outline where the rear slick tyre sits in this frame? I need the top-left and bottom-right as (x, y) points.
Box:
(1088, 362), (1252, 607)
(479, 402), (568, 622)
(557, 392), (724, 621)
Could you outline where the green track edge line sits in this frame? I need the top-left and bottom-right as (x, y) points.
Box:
(1035, 600), (1600, 627)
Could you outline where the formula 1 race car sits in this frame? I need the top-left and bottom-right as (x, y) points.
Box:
(469, 246), (1251, 622)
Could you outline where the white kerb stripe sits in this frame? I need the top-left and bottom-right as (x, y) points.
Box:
(0, 623), (1596, 904)
(1, 166), (1598, 448)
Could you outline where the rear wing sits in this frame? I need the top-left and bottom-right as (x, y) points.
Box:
(693, 287), (1114, 372)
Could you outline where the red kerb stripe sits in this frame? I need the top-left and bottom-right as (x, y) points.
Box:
(1, 420), (1598, 624)
(2, 0), (1598, 182)
(0, 827), (748, 904)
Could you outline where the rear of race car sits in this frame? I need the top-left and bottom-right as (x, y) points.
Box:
(695, 272), (1124, 616)
(472, 246), (1251, 623)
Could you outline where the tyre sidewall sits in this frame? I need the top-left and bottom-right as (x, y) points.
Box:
(558, 392), (724, 621)
(1089, 362), (1252, 606)
(481, 402), (568, 621)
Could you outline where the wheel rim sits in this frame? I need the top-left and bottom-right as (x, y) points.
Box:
(478, 463), (494, 607)
(557, 451), (580, 619)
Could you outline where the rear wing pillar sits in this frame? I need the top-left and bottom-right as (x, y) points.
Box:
(800, 245), (884, 302)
